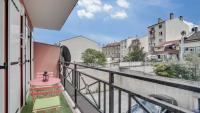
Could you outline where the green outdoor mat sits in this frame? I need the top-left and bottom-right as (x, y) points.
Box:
(33, 96), (60, 111)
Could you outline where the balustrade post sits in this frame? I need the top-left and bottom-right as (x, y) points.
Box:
(109, 72), (114, 113)
(74, 63), (77, 108)
(63, 64), (66, 88)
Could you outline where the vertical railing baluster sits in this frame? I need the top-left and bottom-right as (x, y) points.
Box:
(74, 63), (77, 107)
(109, 72), (114, 113)
(104, 83), (106, 113)
(78, 72), (80, 90)
(128, 93), (131, 113)
(98, 82), (101, 109)
(63, 65), (66, 88)
(118, 90), (121, 113)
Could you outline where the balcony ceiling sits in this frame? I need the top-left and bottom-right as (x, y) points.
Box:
(23, 0), (78, 30)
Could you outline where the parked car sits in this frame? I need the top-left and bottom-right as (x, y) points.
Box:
(127, 94), (178, 113)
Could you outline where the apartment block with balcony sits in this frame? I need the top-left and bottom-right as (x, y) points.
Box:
(148, 13), (198, 59)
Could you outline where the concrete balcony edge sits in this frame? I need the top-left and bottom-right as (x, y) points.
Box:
(61, 85), (81, 113)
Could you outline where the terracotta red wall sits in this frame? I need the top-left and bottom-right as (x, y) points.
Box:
(34, 42), (60, 78)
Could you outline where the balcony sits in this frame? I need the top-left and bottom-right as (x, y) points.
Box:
(47, 62), (200, 113)
(19, 60), (200, 113)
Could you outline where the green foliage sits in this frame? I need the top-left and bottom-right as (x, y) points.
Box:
(170, 63), (197, 80)
(153, 62), (199, 81)
(124, 43), (146, 61)
(82, 49), (106, 66)
(153, 63), (175, 78)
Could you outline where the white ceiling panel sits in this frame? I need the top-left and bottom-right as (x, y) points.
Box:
(23, 0), (77, 30)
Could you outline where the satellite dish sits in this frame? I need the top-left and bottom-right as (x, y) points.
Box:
(61, 46), (71, 66)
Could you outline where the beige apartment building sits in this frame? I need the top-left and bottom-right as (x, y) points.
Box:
(120, 37), (136, 61)
(139, 36), (149, 53)
(120, 36), (148, 61)
(148, 13), (198, 59)
(102, 42), (120, 62)
(59, 36), (101, 63)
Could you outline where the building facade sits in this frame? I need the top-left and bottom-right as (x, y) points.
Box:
(102, 42), (120, 62)
(148, 13), (198, 55)
(129, 39), (140, 52)
(181, 30), (200, 59)
(153, 40), (180, 61)
(120, 37), (136, 61)
(59, 36), (101, 63)
(139, 36), (149, 53)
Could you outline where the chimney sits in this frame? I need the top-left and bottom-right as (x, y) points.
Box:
(158, 18), (162, 23)
(170, 13), (174, 20)
(195, 27), (198, 33)
(192, 27), (198, 33)
(179, 16), (183, 21)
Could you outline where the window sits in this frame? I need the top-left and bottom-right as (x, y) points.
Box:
(185, 47), (188, 51)
(159, 32), (163, 36)
(159, 24), (162, 29)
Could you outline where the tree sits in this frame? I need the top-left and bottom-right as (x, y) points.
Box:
(124, 42), (146, 61)
(82, 49), (106, 66)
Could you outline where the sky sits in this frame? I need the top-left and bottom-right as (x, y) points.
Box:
(33, 0), (200, 45)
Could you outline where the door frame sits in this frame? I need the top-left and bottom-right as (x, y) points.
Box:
(4, 0), (8, 113)
(20, 15), (24, 107)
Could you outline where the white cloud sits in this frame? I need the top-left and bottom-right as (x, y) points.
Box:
(77, 0), (102, 19)
(77, 0), (129, 20)
(116, 0), (129, 9)
(111, 10), (128, 19)
(77, 9), (94, 19)
(103, 4), (113, 13)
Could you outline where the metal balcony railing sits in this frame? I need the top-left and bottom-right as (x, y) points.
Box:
(59, 61), (200, 113)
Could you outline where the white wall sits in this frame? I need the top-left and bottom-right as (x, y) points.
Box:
(0, 0), (5, 112)
(60, 36), (100, 62)
(139, 36), (149, 53)
(166, 18), (190, 41)
(8, 0), (21, 113)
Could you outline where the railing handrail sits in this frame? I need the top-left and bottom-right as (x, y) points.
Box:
(61, 61), (200, 93)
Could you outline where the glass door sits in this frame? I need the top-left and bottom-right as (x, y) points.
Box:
(0, 0), (5, 112)
(8, 0), (21, 113)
